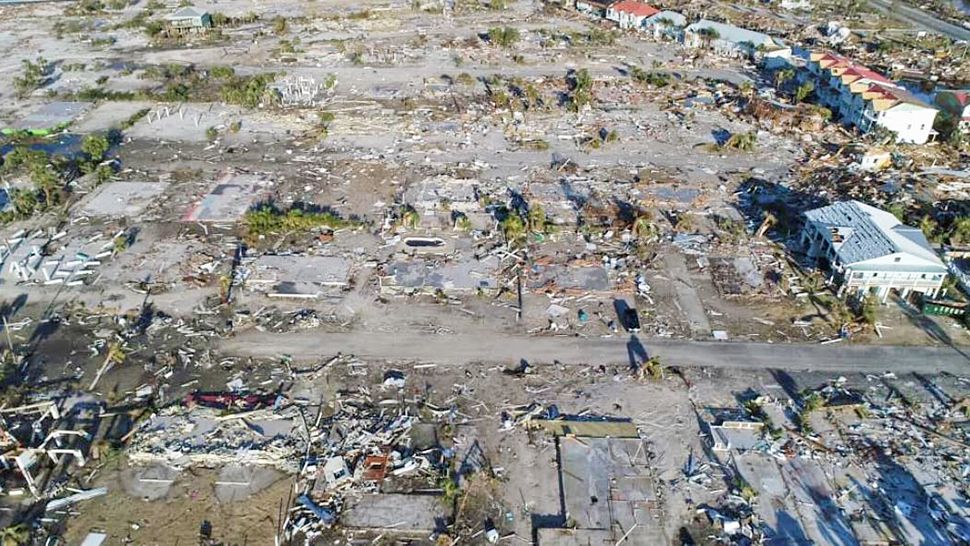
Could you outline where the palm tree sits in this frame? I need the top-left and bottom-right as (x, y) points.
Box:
(499, 214), (526, 245)
(738, 80), (754, 97)
(640, 357), (664, 380)
(697, 27), (720, 49)
(632, 213), (657, 240)
(527, 204), (546, 233)
(674, 213), (694, 233)
(950, 216), (970, 246)
(654, 17), (673, 38)
(10, 189), (37, 219)
(219, 274), (232, 303)
(453, 213), (471, 231)
(724, 131), (758, 152)
(774, 68), (794, 90)
(401, 206), (420, 230)
(89, 340), (127, 390)
(31, 165), (60, 208)
(919, 214), (939, 242)
(112, 235), (128, 254)
(0, 524), (29, 546)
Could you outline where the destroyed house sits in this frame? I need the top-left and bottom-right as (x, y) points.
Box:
(402, 176), (479, 215)
(800, 51), (939, 144)
(537, 428), (663, 545)
(709, 420), (765, 452)
(575, 0), (617, 18)
(164, 7), (212, 33)
(605, 1), (659, 30)
(381, 256), (500, 295)
(801, 200), (947, 301)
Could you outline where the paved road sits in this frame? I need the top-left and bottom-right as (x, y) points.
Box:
(220, 331), (970, 374)
(868, 0), (970, 41)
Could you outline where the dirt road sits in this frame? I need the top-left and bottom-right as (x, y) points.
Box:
(220, 330), (970, 373)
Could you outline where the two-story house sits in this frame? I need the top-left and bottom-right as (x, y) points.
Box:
(801, 200), (948, 302)
(605, 1), (659, 30)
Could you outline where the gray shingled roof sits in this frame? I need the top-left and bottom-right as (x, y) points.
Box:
(804, 200), (943, 268)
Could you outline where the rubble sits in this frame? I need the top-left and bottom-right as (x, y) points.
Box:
(0, 0), (965, 543)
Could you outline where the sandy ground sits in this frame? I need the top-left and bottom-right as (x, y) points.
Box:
(63, 465), (292, 546)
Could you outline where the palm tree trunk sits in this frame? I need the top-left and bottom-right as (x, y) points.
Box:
(89, 354), (114, 390)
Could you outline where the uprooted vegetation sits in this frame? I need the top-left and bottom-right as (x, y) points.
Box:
(13, 57), (53, 98)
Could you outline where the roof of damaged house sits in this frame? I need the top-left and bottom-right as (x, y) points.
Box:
(609, 0), (660, 17)
(576, 0), (618, 8)
(811, 51), (893, 84)
(166, 6), (209, 20)
(804, 200), (945, 271)
(809, 51), (935, 111)
(645, 10), (686, 26)
(861, 83), (936, 113)
(684, 20), (779, 48)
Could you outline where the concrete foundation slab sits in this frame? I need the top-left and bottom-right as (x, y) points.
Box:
(80, 181), (169, 218)
(183, 172), (271, 223)
(341, 493), (442, 532)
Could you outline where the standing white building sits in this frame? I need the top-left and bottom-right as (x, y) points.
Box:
(799, 51), (939, 144)
(801, 200), (948, 301)
(605, 1), (659, 30)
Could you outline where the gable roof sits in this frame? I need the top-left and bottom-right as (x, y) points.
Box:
(166, 6), (209, 20)
(804, 200), (944, 269)
(684, 20), (777, 48)
(610, 0), (659, 17)
(645, 10), (686, 27)
(811, 52), (894, 87)
(862, 82), (935, 112)
(809, 51), (936, 112)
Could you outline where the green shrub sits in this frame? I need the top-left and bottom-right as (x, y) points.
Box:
(244, 204), (358, 239)
(487, 26), (520, 48)
(220, 73), (279, 108)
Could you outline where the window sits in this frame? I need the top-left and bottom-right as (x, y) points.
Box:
(872, 273), (878, 277)
(893, 256), (900, 263)
(852, 272), (863, 279)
